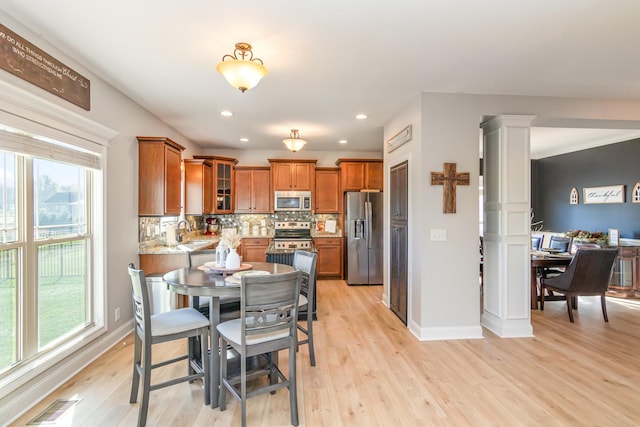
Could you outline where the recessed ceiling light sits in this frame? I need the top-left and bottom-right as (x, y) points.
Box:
(356, 113), (368, 120)
(240, 138), (249, 142)
(339, 139), (348, 144)
(220, 110), (233, 117)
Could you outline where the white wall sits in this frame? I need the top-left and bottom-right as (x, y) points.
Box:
(0, 12), (201, 421)
(392, 92), (640, 340)
(383, 96), (422, 327)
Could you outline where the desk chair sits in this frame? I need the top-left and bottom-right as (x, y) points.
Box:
(293, 249), (318, 366)
(217, 270), (302, 427)
(540, 248), (618, 322)
(127, 264), (210, 427)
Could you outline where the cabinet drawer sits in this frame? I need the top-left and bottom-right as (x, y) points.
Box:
(315, 237), (342, 246)
(243, 238), (270, 246)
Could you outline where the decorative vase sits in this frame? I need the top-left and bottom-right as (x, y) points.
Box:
(215, 242), (227, 268)
(225, 247), (241, 269)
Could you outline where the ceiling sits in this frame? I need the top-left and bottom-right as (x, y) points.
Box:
(3, 1), (640, 158)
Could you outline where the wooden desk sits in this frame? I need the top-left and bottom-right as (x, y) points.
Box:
(531, 255), (572, 309)
(163, 262), (295, 408)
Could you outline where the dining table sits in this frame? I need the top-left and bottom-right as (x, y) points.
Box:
(530, 252), (572, 309)
(162, 261), (296, 408)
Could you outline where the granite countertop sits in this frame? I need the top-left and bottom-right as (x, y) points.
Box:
(311, 229), (342, 238)
(139, 234), (219, 255)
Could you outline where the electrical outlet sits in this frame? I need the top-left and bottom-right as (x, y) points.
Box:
(115, 307), (121, 322)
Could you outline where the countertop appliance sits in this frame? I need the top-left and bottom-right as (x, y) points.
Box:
(345, 191), (383, 285)
(204, 217), (219, 235)
(274, 191), (312, 212)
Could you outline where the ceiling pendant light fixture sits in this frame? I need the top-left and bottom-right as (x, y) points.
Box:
(282, 129), (308, 153)
(216, 42), (268, 93)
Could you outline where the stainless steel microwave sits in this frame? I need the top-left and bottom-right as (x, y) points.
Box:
(274, 191), (312, 211)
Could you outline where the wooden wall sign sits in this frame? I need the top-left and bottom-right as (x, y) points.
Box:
(431, 162), (470, 213)
(0, 24), (90, 110)
(583, 185), (625, 204)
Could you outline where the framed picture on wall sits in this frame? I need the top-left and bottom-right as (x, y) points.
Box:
(583, 185), (625, 204)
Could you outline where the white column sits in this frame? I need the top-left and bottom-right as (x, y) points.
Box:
(481, 115), (535, 337)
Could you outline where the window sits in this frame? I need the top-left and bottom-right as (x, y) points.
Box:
(0, 125), (103, 389)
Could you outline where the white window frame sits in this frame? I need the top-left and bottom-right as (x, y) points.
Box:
(0, 78), (116, 399)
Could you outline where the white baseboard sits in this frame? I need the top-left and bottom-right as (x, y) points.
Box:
(409, 320), (484, 341)
(0, 321), (133, 426)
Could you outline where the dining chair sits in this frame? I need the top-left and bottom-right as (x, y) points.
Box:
(539, 235), (573, 279)
(548, 235), (572, 252)
(293, 249), (318, 366)
(540, 248), (618, 322)
(217, 270), (302, 427)
(531, 234), (543, 251)
(127, 263), (210, 427)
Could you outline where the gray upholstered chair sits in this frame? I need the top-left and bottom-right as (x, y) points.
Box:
(531, 234), (543, 250)
(217, 270), (302, 427)
(539, 235), (573, 279)
(548, 235), (572, 252)
(293, 249), (318, 366)
(127, 263), (210, 427)
(540, 248), (618, 322)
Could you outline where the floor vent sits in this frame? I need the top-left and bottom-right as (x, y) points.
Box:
(27, 399), (81, 425)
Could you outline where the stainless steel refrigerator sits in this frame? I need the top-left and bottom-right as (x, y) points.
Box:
(345, 191), (383, 285)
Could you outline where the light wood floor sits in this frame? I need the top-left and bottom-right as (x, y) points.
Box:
(10, 280), (640, 426)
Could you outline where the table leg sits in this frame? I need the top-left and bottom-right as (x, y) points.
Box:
(531, 266), (538, 310)
(209, 297), (221, 408)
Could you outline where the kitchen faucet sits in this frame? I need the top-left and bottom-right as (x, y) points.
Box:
(176, 219), (191, 242)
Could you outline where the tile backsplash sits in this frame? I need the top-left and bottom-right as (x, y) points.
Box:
(138, 212), (340, 243)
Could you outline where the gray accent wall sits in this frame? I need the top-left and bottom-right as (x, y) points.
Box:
(532, 139), (640, 238)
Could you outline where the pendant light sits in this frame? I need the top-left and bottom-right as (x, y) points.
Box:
(282, 129), (308, 153)
(216, 42), (268, 92)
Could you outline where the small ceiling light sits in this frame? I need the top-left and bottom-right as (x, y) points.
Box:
(356, 113), (368, 120)
(282, 129), (308, 153)
(339, 139), (348, 144)
(240, 138), (249, 142)
(220, 110), (233, 117)
(216, 42), (268, 93)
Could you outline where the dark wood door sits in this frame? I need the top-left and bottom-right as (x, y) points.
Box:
(390, 224), (408, 323)
(390, 161), (408, 221)
(390, 161), (408, 324)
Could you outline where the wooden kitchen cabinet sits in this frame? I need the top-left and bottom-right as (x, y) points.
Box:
(336, 158), (383, 192)
(241, 237), (271, 263)
(315, 167), (341, 213)
(234, 167), (271, 213)
(314, 237), (343, 278)
(269, 159), (316, 191)
(184, 158), (214, 215)
(194, 155), (238, 214)
(137, 136), (185, 216)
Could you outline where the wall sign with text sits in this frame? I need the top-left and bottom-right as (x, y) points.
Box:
(583, 185), (625, 204)
(0, 24), (90, 110)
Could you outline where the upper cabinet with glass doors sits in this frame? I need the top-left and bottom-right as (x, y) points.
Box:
(194, 155), (238, 214)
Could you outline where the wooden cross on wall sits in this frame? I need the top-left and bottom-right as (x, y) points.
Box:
(431, 163), (470, 213)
